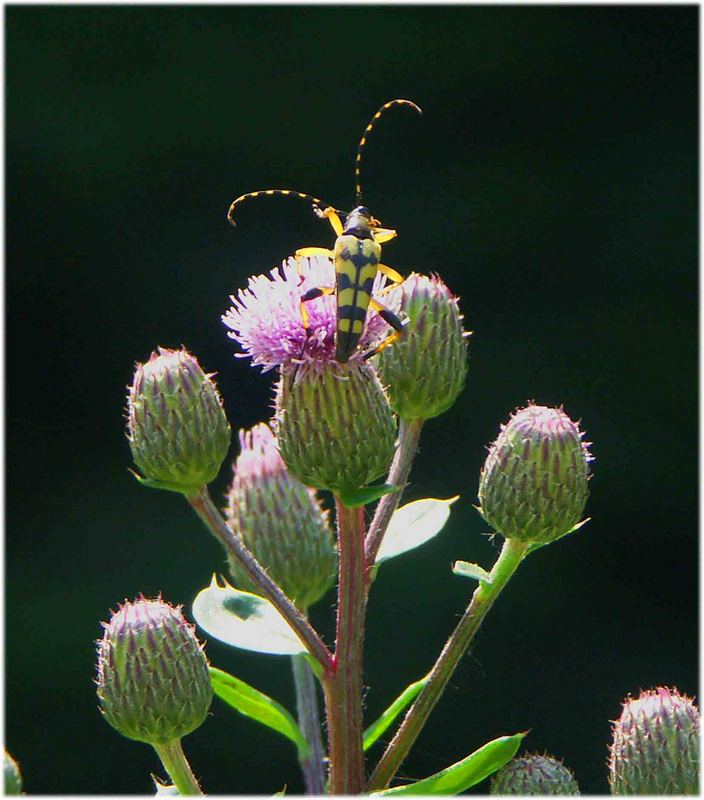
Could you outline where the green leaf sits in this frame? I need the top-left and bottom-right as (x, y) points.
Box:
(376, 497), (459, 564)
(302, 652), (325, 681)
(192, 575), (307, 656)
(210, 666), (309, 760)
(338, 483), (400, 508)
(452, 560), (492, 584)
(363, 675), (430, 751)
(371, 732), (526, 796)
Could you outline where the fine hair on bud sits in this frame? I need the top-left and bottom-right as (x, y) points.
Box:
(608, 686), (700, 795)
(478, 403), (592, 544)
(275, 361), (396, 494)
(373, 273), (469, 420)
(96, 596), (213, 746)
(490, 753), (580, 795)
(225, 422), (337, 610)
(127, 346), (231, 494)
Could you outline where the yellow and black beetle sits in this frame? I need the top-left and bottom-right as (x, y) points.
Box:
(227, 99), (422, 363)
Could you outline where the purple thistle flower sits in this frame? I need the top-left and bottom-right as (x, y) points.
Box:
(222, 256), (393, 372)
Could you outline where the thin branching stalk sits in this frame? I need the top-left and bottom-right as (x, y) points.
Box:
(186, 486), (333, 672)
(291, 653), (326, 794)
(365, 417), (425, 567)
(367, 537), (530, 791)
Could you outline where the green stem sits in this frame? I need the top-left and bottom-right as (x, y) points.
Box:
(365, 417), (424, 568)
(323, 498), (367, 794)
(292, 653), (326, 794)
(367, 537), (530, 791)
(186, 486), (333, 673)
(153, 739), (203, 796)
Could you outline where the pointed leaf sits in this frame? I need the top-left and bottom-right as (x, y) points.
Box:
(452, 560), (492, 584)
(364, 675), (430, 751)
(338, 484), (400, 508)
(193, 576), (306, 656)
(210, 666), (309, 759)
(376, 497), (459, 564)
(371, 732), (526, 796)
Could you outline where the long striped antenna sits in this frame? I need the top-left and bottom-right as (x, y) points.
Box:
(354, 99), (423, 206)
(227, 189), (345, 227)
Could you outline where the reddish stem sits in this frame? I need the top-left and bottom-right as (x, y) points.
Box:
(323, 498), (367, 794)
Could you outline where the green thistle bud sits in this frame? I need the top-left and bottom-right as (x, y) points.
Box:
(4, 750), (23, 795)
(478, 404), (591, 544)
(225, 422), (337, 609)
(275, 362), (396, 493)
(608, 687), (700, 795)
(96, 597), (213, 745)
(374, 273), (469, 419)
(490, 753), (580, 795)
(127, 347), (231, 494)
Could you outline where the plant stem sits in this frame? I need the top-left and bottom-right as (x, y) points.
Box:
(186, 486), (333, 673)
(292, 653), (326, 795)
(367, 537), (530, 791)
(153, 739), (203, 796)
(323, 498), (368, 794)
(365, 417), (424, 568)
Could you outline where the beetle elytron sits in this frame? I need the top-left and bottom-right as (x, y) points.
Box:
(227, 99), (422, 363)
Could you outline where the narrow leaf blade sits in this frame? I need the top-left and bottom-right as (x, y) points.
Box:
(363, 675), (430, 751)
(192, 575), (306, 656)
(339, 484), (399, 508)
(371, 732), (526, 796)
(376, 497), (459, 564)
(452, 560), (492, 584)
(210, 666), (309, 759)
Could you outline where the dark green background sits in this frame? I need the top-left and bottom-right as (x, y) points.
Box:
(6, 6), (697, 795)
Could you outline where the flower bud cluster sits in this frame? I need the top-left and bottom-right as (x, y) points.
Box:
(225, 423), (337, 609)
(96, 597), (212, 745)
(275, 363), (396, 493)
(127, 347), (230, 494)
(608, 687), (699, 795)
(223, 256), (469, 493)
(374, 273), (469, 420)
(490, 753), (580, 795)
(478, 404), (591, 544)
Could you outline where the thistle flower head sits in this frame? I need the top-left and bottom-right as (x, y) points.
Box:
(608, 686), (700, 795)
(127, 347), (231, 494)
(373, 273), (469, 419)
(490, 753), (580, 795)
(222, 256), (391, 372)
(275, 361), (396, 493)
(96, 596), (213, 746)
(225, 422), (337, 610)
(478, 404), (592, 544)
